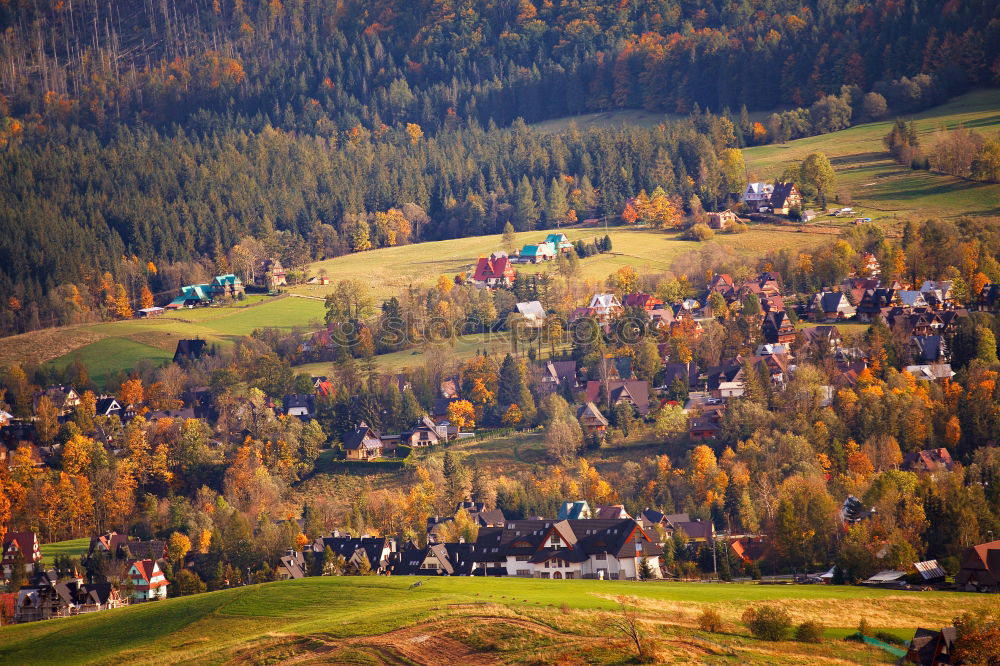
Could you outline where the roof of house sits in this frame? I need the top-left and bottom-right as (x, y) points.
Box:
(902, 448), (954, 473)
(473, 518), (662, 563)
(473, 254), (513, 281)
(2, 531), (38, 559)
(904, 364), (955, 381)
(343, 425), (382, 451)
(279, 553), (307, 579)
(577, 402), (609, 427)
(769, 181), (798, 209)
(913, 559), (946, 580)
(911, 335), (945, 362)
(557, 501), (592, 520)
(515, 300), (546, 322)
(520, 242), (555, 257)
(173, 339), (208, 362)
(583, 380), (651, 415)
(957, 539), (1000, 587)
(283, 394), (315, 412)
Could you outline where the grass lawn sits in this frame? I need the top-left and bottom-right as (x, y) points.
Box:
(0, 576), (983, 665)
(744, 88), (1000, 222)
(40, 538), (90, 566)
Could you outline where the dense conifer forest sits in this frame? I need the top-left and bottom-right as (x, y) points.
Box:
(1, 0), (999, 331)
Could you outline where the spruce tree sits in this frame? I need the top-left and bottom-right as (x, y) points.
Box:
(513, 176), (539, 231)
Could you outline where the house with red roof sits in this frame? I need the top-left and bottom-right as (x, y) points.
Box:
(472, 252), (515, 289)
(2, 531), (41, 580)
(128, 559), (169, 601)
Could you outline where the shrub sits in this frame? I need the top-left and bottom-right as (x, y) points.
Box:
(795, 621), (824, 643)
(742, 605), (792, 641)
(687, 223), (715, 241)
(728, 222), (749, 234)
(697, 608), (724, 633)
(858, 618), (871, 636)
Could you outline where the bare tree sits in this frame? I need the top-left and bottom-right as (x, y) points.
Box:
(610, 596), (647, 660)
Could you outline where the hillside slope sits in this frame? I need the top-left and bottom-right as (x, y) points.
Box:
(0, 577), (986, 665)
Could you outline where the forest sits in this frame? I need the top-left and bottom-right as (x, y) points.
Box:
(1, 0), (999, 334)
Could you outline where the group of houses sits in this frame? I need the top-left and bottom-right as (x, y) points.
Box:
(470, 233), (575, 288)
(2, 531), (169, 623)
(157, 258), (287, 313)
(274, 501), (726, 581)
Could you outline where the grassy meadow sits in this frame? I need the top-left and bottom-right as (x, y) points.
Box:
(39, 538), (90, 567)
(743, 88), (1000, 222)
(0, 575), (984, 665)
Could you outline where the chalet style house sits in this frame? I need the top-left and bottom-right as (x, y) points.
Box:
(583, 379), (651, 416)
(707, 209), (738, 230)
(577, 402), (609, 436)
(15, 571), (125, 623)
(167, 274), (245, 308)
(256, 258), (287, 288)
(128, 559), (169, 601)
(343, 424), (383, 460)
(473, 518), (663, 580)
(472, 252), (515, 288)
(311, 534), (395, 573)
(740, 181), (801, 214)
(956, 539), (1000, 592)
(2, 531), (42, 579)
(34, 385), (80, 415)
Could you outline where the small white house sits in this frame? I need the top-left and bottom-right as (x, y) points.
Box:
(128, 559), (168, 602)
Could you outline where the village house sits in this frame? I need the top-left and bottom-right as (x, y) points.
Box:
(540, 360), (579, 392)
(583, 379), (650, 416)
(473, 518), (663, 580)
(904, 364), (956, 382)
(905, 627), (956, 666)
(910, 335), (948, 364)
(399, 415), (448, 448)
(576, 402), (609, 436)
(282, 394), (315, 418)
(514, 300), (546, 328)
(2, 531), (42, 579)
(956, 539), (1000, 592)
(762, 311), (796, 344)
(311, 533), (395, 574)
(586, 293), (623, 322)
(173, 338), (209, 364)
(518, 241), (556, 263)
(256, 258), (287, 288)
(128, 559), (169, 601)
(472, 252), (516, 288)
(902, 448), (954, 474)
(768, 182), (801, 215)
(544, 233), (574, 252)
(621, 292), (664, 312)
(34, 385), (80, 415)
(558, 501), (593, 520)
(14, 571), (125, 623)
(276, 550), (308, 580)
(810, 291), (856, 321)
(707, 209), (738, 230)
(977, 283), (1000, 312)
(343, 424), (383, 460)
(740, 182), (774, 212)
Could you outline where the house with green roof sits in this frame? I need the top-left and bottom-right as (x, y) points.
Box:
(166, 274), (244, 308)
(518, 241), (556, 263)
(545, 233), (573, 252)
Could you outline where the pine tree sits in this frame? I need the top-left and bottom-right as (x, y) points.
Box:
(513, 176), (539, 231)
(545, 177), (568, 227)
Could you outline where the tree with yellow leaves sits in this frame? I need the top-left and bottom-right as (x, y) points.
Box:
(113, 283), (133, 319)
(447, 400), (476, 431)
(405, 123), (423, 145)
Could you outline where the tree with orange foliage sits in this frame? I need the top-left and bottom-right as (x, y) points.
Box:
(405, 123), (423, 145)
(447, 400), (476, 432)
(113, 284), (133, 319)
(118, 378), (144, 407)
(752, 122), (768, 144)
(621, 201), (639, 225)
(140, 285), (155, 309)
(502, 403), (523, 427)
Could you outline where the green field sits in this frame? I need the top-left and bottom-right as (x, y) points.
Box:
(744, 88), (1000, 222)
(3, 225), (825, 385)
(39, 538), (90, 567)
(0, 576), (983, 664)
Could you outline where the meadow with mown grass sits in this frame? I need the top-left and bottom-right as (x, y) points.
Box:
(0, 576), (985, 665)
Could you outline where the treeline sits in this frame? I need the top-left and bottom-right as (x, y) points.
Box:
(885, 119), (1000, 183)
(0, 115), (740, 334)
(1, 0), (997, 135)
